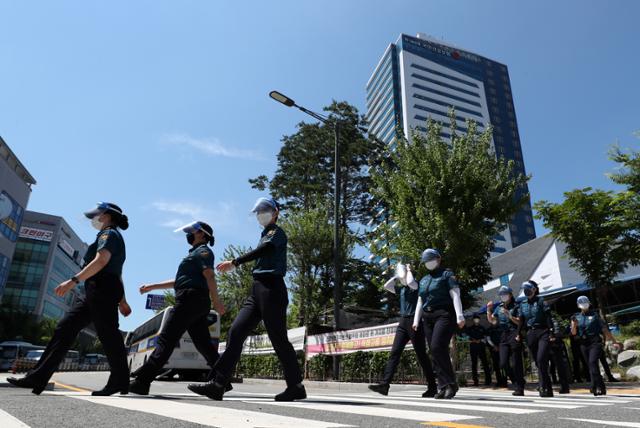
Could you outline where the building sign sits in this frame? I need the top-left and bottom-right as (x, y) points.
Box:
(218, 327), (306, 355)
(306, 323), (399, 359)
(0, 191), (24, 243)
(145, 294), (166, 310)
(58, 239), (75, 258)
(19, 226), (53, 242)
(404, 35), (481, 63)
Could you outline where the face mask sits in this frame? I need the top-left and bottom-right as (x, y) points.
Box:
(524, 289), (535, 297)
(578, 303), (589, 310)
(257, 212), (273, 227)
(186, 233), (195, 245)
(473, 319), (480, 325)
(500, 295), (510, 303)
(91, 216), (104, 230)
(425, 260), (439, 270)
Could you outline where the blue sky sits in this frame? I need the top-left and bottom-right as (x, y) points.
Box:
(1, 0), (638, 331)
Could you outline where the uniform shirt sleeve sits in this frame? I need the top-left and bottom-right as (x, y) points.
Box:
(195, 247), (215, 271)
(263, 227), (286, 249)
(446, 271), (460, 290)
(96, 230), (120, 255)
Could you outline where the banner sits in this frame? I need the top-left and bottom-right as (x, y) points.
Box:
(19, 226), (53, 242)
(219, 326), (306, 355)
(306, 322), (399, 359)
(145, 294), (166, 310)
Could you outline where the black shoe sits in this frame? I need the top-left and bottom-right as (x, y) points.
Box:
(92, 385), (129, 396)
(32, 383), (48, 396)
(512, 389), (524, 396)
(422, 385), (438, 398)
(559, 387), (570, 394)
(129, 379), (151, 395)
(188, 381), (225, 401)
(434, 388), (447, 399)
(539, 389), (554, 398)
(275, 384), (306, 402)
(368, 383), (389, 396)
(443, 384), (459, 399)
(225, 383), (233, 392)
(7, 377), (39, 389)
(473, 380), (479, 387)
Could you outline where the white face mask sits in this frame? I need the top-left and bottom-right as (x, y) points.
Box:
(257, 212), (273, 227)
(578, 303), (590, 310)
(473, 319), (480, 325)
(91, 216), (104, 230)
(500, 295), (510, 303)
(425, 260), (439, 270)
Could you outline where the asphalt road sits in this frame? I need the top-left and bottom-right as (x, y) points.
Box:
(1, 372), (640, 427)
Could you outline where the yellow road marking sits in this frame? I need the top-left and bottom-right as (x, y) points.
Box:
(422, 423), (493, 428)
(53, 381), (90, 393)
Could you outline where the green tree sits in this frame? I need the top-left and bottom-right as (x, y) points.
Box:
(369, 116), (530, 301)
(534, 188), (630, 316)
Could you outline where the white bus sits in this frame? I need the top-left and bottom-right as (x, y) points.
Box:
(0, 341), (45, 371)
(125, 307), (221, 381)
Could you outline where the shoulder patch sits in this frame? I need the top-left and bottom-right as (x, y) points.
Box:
(200, 250), (211, 258)
(267, 229), (276, 236)
(99, 232), (109, 240)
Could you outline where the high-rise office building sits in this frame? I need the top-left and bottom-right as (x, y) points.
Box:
(366, 33), (536, 255)
(3, 211), (88, 320)
(0, 137), (36, 296)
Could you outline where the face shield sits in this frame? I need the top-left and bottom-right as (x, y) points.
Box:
(173, 221), (213, 238)
(84, 202), (122, 219)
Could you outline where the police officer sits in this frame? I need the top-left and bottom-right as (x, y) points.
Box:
(548, 315), (571, 394)
(369, 263), (438, 397)
(188, 197), (306, 402)
(486, 322), (507, 387)
(8, 202), (131, 395)
(486, 286), (525, 395)
(412, 249), (465, 400)
(465, 314), (491, 387)
(515, 280), (554, 397)
(129, 221), (225, 395)
(570, 296), (621, 396)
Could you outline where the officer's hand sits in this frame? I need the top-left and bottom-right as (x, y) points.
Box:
(119, 300), (132, 317)
(412, 323), (418, 331)
(213, 300), (226, 316)
(216, 261), (235, 273)
(55, 280), (74, 297)
(486, 301), (494, 309)
(457, 320), (465, 329)
(550, 335), (556, 342)
(493, 346), (499, 352)
(139, 284), (153, 294)
(515, 335), (521, 342)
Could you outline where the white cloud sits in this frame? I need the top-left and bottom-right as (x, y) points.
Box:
(150, 200), (241, 232)
(161, 133), (265, 160)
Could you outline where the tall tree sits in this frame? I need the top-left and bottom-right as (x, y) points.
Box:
(369, 116), (530, 301)
(534, 188), (630, 316)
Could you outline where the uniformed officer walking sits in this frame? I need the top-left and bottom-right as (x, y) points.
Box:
(129, 221), (225, 395)
(465, 314), (491, 387)
(486, 322), (508, 387)
(570, 296), (621, 396)
(188, 197), (306, 401)
(548, 315), (571, 393)
(8, 202), (131, 395)
(412, 249), (465, 400)
(486, 286), (525, 395)
(515, 280), (554, 397)
(369, 263), (438, 397)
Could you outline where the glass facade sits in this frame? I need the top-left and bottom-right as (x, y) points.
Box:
(4, 240), (49, 311)
(0, 191), (25, 243)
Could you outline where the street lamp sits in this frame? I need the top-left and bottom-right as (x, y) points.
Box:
(269, 90), (343, 380)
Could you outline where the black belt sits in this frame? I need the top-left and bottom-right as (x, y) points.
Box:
(424, 304), (453, 312)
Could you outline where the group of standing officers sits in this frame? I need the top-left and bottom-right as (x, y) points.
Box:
(7, 199), (623, 402)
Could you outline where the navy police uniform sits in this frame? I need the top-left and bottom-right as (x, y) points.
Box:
(133, 244), (220, 385)
(381, 285), (437, 389)
(213, 223), (302, 388)
(24, 227), (129, 391)
(548, 319), (571, 392)
(465, 323), (491, 386)
(493, 300), (525, 392)
(417, 268), (458, 388)
(487, 324), (507, 386)
(516, 296), (554, 394)
(573, 310), (606, 393)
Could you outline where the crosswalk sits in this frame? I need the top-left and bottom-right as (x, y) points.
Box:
(3, 384), (640, 427)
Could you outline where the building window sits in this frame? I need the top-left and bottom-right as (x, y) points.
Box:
(499, 274), (510, 286)
(409, 63), (479, 88)
(0, 191), (25, 243)
(412, 94), (483, 118)
(411, 77), (482, 107)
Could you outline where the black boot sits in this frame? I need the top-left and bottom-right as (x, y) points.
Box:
(368, 383), (389, 396)
(422, 384), (438, 398)
(7, 377), (40, 389)
(512, 389), (524, 396)
(275, 384), (306, 402)
(539, 388), (554, 398)
(129, 379), (151, 395)
(559, 386), (570, 394)
(92, 384), (129, 396)
(443, 384), (459, 399)
(188, 381), (225, 400)
(434, 388), (447, 399)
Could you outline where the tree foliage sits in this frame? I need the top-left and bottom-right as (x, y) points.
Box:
(369, 115), (530, 301)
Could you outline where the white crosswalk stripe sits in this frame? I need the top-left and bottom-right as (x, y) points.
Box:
(27, 387), (640, 428)
(0, 409), (31, 428)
